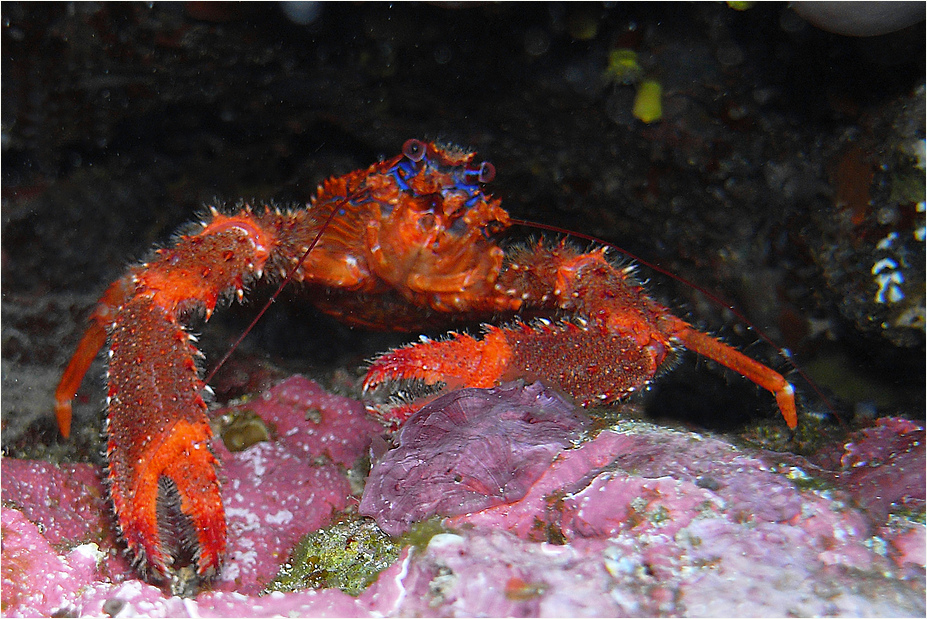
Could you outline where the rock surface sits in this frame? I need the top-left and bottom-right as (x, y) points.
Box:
(2, 378), (923, 617)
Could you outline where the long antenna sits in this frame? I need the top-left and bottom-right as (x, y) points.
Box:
(203, 199), (347, 385)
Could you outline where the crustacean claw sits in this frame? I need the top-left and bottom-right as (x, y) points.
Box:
(106, 295), (225, 584)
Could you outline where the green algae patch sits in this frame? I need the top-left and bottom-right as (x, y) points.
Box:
(397, 517), (448, 550)
(213, 408), (273, 452)
(266, 517), (400, 596)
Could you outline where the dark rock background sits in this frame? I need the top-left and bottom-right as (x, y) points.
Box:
(2, 2), (924, 462)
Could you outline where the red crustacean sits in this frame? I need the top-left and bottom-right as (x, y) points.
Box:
(54, 139), (797, 589)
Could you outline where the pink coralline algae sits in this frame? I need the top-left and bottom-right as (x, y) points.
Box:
(359, 381), (591, 535)
(2, 378), (925, 617)
(835, 416), (925, 522)
(1, 376), (385, 615)
(1, 507), (110, 617)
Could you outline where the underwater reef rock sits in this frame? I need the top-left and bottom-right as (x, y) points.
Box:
(1, 376), (383, 609)
(2, 378), (924, 617)
(833, 416), (925, 522)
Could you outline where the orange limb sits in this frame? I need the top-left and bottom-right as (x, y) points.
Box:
(54, 275), (135, 438)
(504, 243), (798, 427)
(366, 318), (669, 408)
(370, 241), (798, 429)
(365, 327), (512, 391)
(549, 246), (798, 428)
(106, 295), (224, 579)
(666, 321), (798, 429)
(56, 209), (281, 583)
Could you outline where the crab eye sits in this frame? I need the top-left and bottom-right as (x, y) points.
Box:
(478, 161), (495, 183)
(402, 139), (427, 162)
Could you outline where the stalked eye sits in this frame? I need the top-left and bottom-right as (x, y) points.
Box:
(402, 139), (427, 162)
(478, 162), (495, 183)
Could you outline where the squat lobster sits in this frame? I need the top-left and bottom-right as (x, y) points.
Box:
(54, 138), (796, 589)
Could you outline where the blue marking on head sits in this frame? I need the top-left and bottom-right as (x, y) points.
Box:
(388, 159), (419, 192)
(388, 141), (494, 209)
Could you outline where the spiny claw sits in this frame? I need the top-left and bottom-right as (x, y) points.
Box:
(106, 296), (226, 588)
(109, 418), (226, 587)
(367, 318), (672, 410)
(111, 426), (225, 586)
(364, 327), (512, 392)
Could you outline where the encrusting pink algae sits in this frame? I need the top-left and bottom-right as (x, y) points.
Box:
(2, 377), (924, 616)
